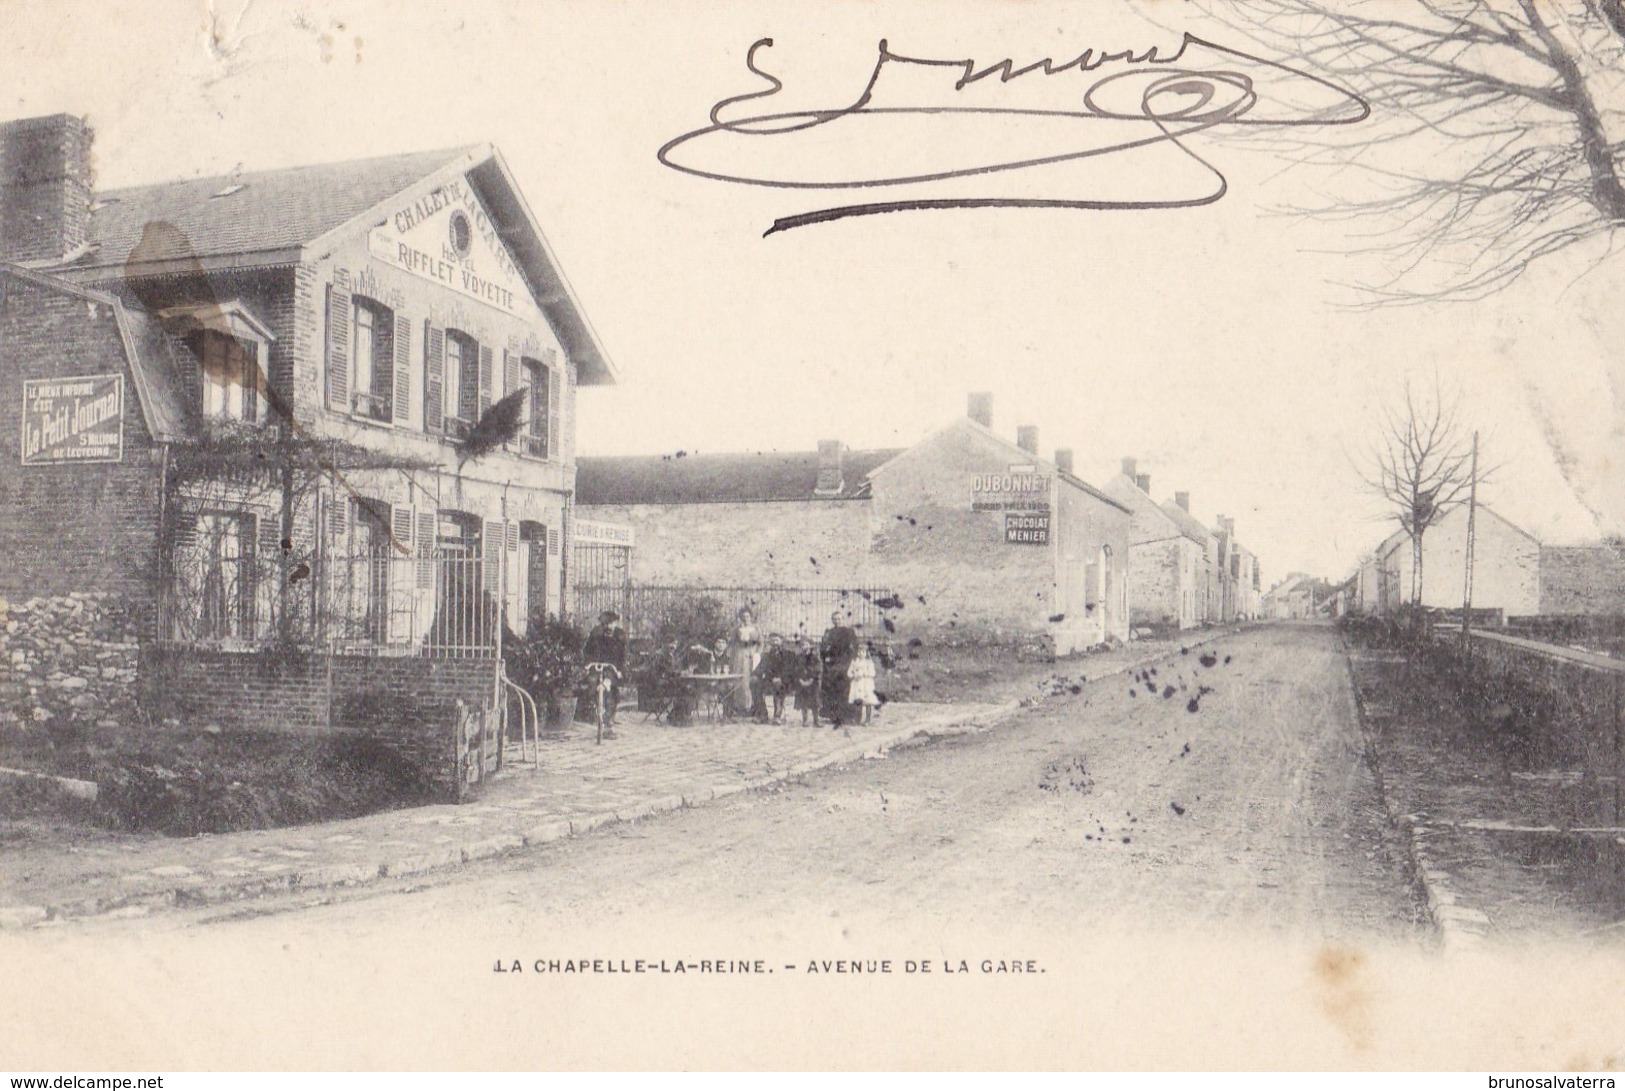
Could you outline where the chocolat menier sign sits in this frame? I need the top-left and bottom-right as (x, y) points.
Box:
(20, 374), (124, 466)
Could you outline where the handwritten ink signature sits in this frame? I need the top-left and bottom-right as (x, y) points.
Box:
(657, 34), (1370, 236)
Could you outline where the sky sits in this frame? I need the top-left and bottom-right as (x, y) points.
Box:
(5, 0), (1621, 585)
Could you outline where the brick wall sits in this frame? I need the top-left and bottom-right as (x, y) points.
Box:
(138, 645), (499, 800)
(0, 272), (164, 605)
(0, 114), (91, 263)
(1540, 545), (1625, 615)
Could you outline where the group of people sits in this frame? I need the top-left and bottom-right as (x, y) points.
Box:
(601, 607), (880, 729)
(720, 608), (880, 728)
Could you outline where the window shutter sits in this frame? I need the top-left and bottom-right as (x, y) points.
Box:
(170, 512), (199, 554)
(258, 507), (282, 548)
(390, 505), (415, 556)
(327, 491), (349, 544)
(505, 521), (520, 552)
(458, 340), (479, 424)
(548, 527), (560, 557)
(482, 518), (502, 596)
(503, 350), (521, 450)
(478, 344), (494, 415)
(415, 509), (437, 589)
(423, 322), (444, 433)
(547, 353), (561, 463)
(564, 360), (576, 464)
(392, 314), (411, 425)
(504, 351), (520, 399)
(325, 278), (352, 412)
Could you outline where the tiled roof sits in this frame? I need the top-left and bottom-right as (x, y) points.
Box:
(81, 147), (478, 269)
(576, 448), (905, 505)
(1159, 500), (1215, 544)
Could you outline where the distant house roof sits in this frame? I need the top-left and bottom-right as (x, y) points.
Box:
(575, 448), (906, 505)
(1158, 500), (1215, 545)
(52, 144), (616, 385)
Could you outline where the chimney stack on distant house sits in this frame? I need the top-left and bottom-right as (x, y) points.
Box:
(1053, 448), (1074, 474)
(1135, 473), (1151, 493)
(814, 439), (845, 496)
(0, 114), (93, 263)
(1120, 457), (1137, 479)
(967, 392), (993, 429)
(1016, 425), (1039, 457)
(1175, 491), (1191, 512)
(1217, 515), (1235, 536)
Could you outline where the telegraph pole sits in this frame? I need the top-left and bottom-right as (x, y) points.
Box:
(1461, 431), (1479, 644)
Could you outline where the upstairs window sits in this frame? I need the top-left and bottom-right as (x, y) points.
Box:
(444, 330), (480, 438)
(351, 298), (395, 423)
(193, 331), (266, 424)
(522, 357), (550, 459)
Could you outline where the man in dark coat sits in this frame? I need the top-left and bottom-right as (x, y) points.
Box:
(581, 610), (627, 727)
(755, 632), (795, 724)
(819, 611), (858, 727)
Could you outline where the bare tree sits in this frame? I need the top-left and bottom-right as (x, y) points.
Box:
(1206, 0), (1625, 302)
(1360, 377), (1492, 604)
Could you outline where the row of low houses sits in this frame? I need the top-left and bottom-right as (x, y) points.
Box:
(1346, 503), (1625, 620)
(1099, 459), (1261, 630)
(0, 111), (1267, 796)
(573, 400), (1264, 649)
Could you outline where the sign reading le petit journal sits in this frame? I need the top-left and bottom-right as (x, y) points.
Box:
(21, 374), (124, 465)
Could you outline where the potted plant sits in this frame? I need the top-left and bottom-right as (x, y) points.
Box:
(510, 614), (584, 732)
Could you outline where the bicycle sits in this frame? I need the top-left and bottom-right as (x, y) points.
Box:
(583, 662), (623, 744)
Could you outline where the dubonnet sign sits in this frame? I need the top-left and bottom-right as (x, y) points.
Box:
(972, 470), (1051, 512)
(21, 374), (124, 465)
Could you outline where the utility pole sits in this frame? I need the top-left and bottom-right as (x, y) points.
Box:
(1462, 430), (1479, 644)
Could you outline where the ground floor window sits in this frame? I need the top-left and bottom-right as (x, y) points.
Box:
(192, 511), (257, 640)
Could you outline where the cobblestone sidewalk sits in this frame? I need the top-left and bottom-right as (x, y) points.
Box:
(0, 700), (1011, 928)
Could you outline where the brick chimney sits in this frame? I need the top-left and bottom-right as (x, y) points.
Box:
(814, 439), (844, 496)
(1016, 425), (1038, 457)
(1175, 491), (1191, 512)
(1120, 456), (1137, 479)
(0, 114), (93, 263)
(967, 392), (992, 429)
(1053, 448), (1074, 474)
(1135, 473), (1150, 493)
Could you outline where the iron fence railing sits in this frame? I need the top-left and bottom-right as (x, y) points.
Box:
(162, 553), (504, 656)
(569, 582), (899, 642)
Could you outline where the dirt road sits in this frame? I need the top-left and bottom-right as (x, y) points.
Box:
(27, 627), (1625, 1070)
(96, 625), (1419, 939)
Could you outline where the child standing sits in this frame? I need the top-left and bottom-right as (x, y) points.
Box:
(847, 642), (879, 726)
(792, 637), (822, 727)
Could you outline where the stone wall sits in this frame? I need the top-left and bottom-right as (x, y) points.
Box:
(0, 593), (143, 733)
(1540, 545), (1625, 616)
